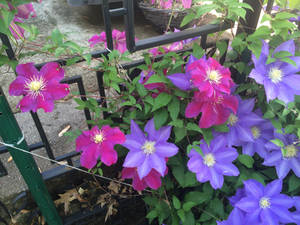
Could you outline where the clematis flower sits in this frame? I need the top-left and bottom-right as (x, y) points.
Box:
(76, 125), (125, 169)
(9, 62), (69, 112)
(88, 29), (131, 53)
(122, 119), (178, 179)
(181, 0), (192, 8)
(249, 40), (300, 104)
(121, 165), (168, 191)
(185, 91), (238, 128)
(263, 132), (300, 179)
(216, 97), (264, 147)
(235, 179), (295, 225)
(240, 110), (274, 158)
(187, 57), (235, 97)
(292, 196), (300, 223)
(160, 0), (172, 9)
(187, 135), (239, 189)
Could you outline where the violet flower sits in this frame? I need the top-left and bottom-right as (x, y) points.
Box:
(263, 132), (300, 179)
(76, 125), (125, 169)
(249, 40), (300, 104)
(9, 62), (69, 112)
(217, 97), (264, 147)
(187, 135), (239, 189)
(122, 119), (178, 179)
(217, 208), (246, 225)
(235, 179), (295, 224)
(241, 110), (274, 158)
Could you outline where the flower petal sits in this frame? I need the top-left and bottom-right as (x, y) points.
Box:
(209, 167), (224, 189)
(271, 194), (294, 208)
(37, 95), (54, 112)
(100, 143), (118, 166)
(102, 125), (126, 145)
(273, 39), (295, 56)
(214, 163), (239, 176)
(235, 197), (259, 213)
(276, 160), (290, 179)
(137, 156), (152, 179)
(155, 143), (178, 157)
(123, 151), (146, 168)
(40, 62), (65, 82)
(9, 76), (26, 96)
(76, 132), (92, 152)
(149, 154), (166, 177)
(260, 208), (279, 225)
(291, 158), (300, 178)
(46, 82), (69, 100)
(80, 143), (99, 169)
(167, 73), (191, 90)
(16, 63), (39, 79)
(185, 100), (202, 118)
(243, 179), (264, 198)
(145, 118), (171, 143)
(264, 179), (282, 197)
(18, 95), (37, 112)
(144, 170), (162, 189)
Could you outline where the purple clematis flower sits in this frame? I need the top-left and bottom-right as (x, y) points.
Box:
(249, 40), (300, 104)
(9, 62), (69, 112)
(235, 179), (295, 225)
(263, 132), (300, 179)
(187, 135), (239, 189)
(216, 97), (264, 147)
(167, 54), (198, 91)
(292, 196), (300, 223)
(241, 110), (274, 158)
(122, 119), (178, 179)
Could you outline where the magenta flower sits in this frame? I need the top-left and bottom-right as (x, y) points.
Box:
(181, 0), (192, 8)
(88, 29), (129, 53)
(122, 119), (178, 179)
(187, 135), (239, 189)
(249, 40), (300, 104)
(121, 166), (167, 191)
(263, 132), (300, 179)
(187, 57), (235, 97)
(9, 62), (69, 113)
(185, 91), (238, 128)
(235, 179), (295, 224)
(216, 97), (265, 147)
(241, 110), (274, 158)
(76, 125), (125, 169)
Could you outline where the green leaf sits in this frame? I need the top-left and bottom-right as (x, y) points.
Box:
(183, 202), (196, 212)
(168, 119), (184, 128)
(145, 74), (168, 84)
(288, 174), (300, 192)
(186, 123), (202, 133)
(281, 57), (297, 67)
(168, 97), (180, 121)
(192, 43), (204, 59)
(152, 93), (172, 112)
(173, 196), (181, 210)
(136, 83), (148, 97)
(270, 139), (284, 147)
(184, 191), (210, 204)
(275, 12), (298, 20)
(177, 209), (185, 222)
(216, 41), (228, 58)
(146, 210), (158, 219)
(238, 154), (254, 168)
(213, 124), (229, 132)
(180, 13), (196, 27)
(154, 109), (168, 129)
(174, 127), (187, 142)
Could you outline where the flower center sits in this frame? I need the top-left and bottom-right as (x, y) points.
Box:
(259, 197), (271, 209)
(283, 145), (298, 158)
(228, 113), (238, 126)
(142, 141), (156, 155)
(94, 133), (105, 144)
(251, 126), (261, 139)
(207, 70), (221, 84)
(25, 76), (46, 98)
(269, 68), (283, 83)
(203, 153), (216, 167)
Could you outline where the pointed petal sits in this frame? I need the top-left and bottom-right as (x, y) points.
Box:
(16, 63), (39, 79)
(185, 100), (202, 118)
(280, 56), (300, 74)
(273, 39), (295, 56)
(243, 179), (264, 198)
(37, 95), (54, 112)
(146, 119), (171, 142)
(137, 156), (151, 179)
(215, 163), (239, 176)
(264, 179), (282, 197)
(276, 160), (290, 179)
(214, 148), (238, 162)
(123, 151), (145, 167)
(9, 76), (26, 96)
(263, 151), (282, 165)
(100, 143), (118, 166)
(155, 143), (178, 157)
(269, 205), (295, 223)
(40, 62), (65, 82)
(17, 95), (37, 112)
(291, 158), (300, 178)
(102, 125), (126, 145)
(210, 167), (224, 189)
(235, 197), (259, 213)
(144, 170), (162, 189)
(167, 73), (191, 90)
(80, 143), (100, 169)
(76, 132), (92, 151)
(46, 82), (69, 100)
(149, 154), (166, 176)
(260, 209), (278, 225)
(271, 194), (294, 208)
(282, 74), (300, 90)
(129, 120), (145, 142)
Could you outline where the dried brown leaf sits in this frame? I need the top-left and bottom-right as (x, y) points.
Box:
(108, 181), (119, 194)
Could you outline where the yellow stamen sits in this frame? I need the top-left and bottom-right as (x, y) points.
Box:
(283, 145), (298, 158)
(203, 153), (216, 167)
(259, 197), (271, 209)
(251, 126), (261, 139)
(228, 113), (238, 126)
(269, 68), (283, 83)
(206, 70), (221, 84)
(94, 133), (105, 144)
(142, 141), (156, 154)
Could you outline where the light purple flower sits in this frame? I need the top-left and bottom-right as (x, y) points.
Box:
(292, 196), (300, 223)
(263, 132), (300, 179)
(249, 40), (300, 104)
(216, 97), (264, 147)
(122, 119), (178, 179)
(241, 110), (274, 158)
(235, 179), (295, 225)
(187, 135), (239, 189)
(217, 208), (246, 225)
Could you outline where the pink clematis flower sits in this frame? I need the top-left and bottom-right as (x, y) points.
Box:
(9, 62), (70, 113)
(185, 91), (238, 128)
(122, 166), (168, 191)
(181, 0), (192, 8)
(76, 125), (125, 169)
(88, 29), (129, 53)
(187, 57), (235, 97)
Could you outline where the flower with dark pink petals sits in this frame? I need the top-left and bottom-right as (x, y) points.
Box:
(88, 29), (130, 53)
(181, 0), (192, 8)
(187, 135), (239, 189)
(122, 165), (168, 191)
(263, 132), (300, 179)
(9, 62), (69, 113)
(187, 57), (235, 97)
(76, 125), (125, 169)
(185, 91), (238, 128)
(235, 179), (295, 225)
(122, 119), (178, 179)
(249, 40), (300, 104)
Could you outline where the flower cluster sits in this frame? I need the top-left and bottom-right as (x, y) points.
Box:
(168, 55), (238, 128)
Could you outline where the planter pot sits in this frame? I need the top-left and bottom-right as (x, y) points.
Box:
(138, 2), (195, 33)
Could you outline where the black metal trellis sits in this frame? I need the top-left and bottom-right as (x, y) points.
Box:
(0, 0), (266, 223)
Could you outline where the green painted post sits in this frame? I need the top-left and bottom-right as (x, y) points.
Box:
(0, 87), (63, 225)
